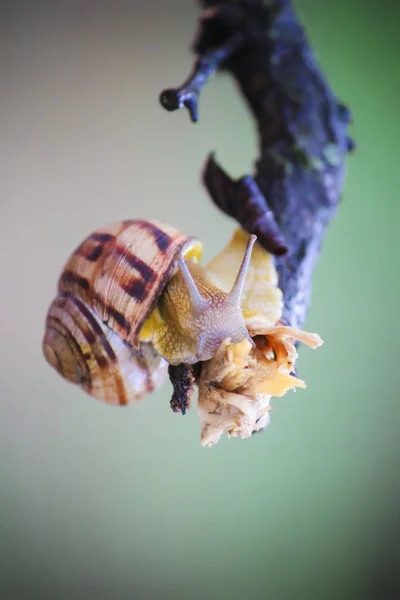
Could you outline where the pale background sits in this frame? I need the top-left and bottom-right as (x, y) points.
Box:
(1, 1), (399, 598)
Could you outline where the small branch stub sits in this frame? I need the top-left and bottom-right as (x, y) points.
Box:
(159, 31), (244, 123)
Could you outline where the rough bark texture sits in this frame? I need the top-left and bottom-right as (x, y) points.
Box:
(168, 363), (197, 415)
(160, 0), (354, 330)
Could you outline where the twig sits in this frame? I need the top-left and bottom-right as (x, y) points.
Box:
(159, 0), (355, 331)
(159, 31), (244, 123)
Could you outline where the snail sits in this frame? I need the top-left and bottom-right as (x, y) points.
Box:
(42, 218), (323, 445)
(43, 219), (257, 405)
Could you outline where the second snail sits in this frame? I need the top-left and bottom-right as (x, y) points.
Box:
(42, 218), (323, 447)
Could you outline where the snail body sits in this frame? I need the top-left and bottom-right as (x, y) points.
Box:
(42, 218), (258, 405)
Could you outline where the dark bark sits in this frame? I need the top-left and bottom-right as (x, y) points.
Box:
(159, 0), (355, 331)
(168, 363), (197, 415)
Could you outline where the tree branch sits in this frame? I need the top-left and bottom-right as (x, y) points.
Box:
(160, 0), (355, 331)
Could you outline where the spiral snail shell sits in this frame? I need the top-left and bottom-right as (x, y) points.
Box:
(42, 218), (258, 406)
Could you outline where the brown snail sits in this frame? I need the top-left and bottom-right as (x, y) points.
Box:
(43, 218), (323, 445)
(43, 219), (257, 405)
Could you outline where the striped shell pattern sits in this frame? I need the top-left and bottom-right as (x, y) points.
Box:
(42, 219), (200, 405)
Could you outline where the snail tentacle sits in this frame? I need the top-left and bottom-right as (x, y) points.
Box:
(153, 233), (257, 365)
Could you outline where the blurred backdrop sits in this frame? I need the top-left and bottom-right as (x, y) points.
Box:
(1, 1), (399, 598)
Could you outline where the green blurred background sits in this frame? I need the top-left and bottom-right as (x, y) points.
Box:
(1, 1), (399, 598)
